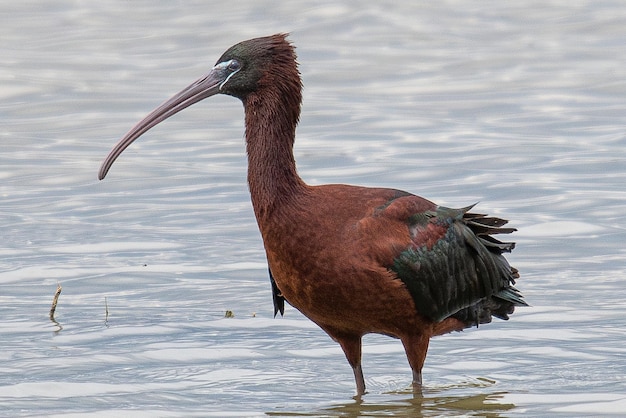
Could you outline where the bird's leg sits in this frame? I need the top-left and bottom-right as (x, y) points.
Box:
(412, 369), (423, 386)
(411, 369), (424, 397)
(401, 333), (430, 392)
(352, 363), (366, 397)
(334, 333), (365, 396)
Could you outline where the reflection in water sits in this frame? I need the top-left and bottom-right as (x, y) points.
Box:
(49, 317), (63, 334)
(269, 390), (515, 417)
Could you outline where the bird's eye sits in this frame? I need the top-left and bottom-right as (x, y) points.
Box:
(228, 59), (241, 72)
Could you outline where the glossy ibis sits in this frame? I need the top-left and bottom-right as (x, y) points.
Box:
(99, 34), (526, 395)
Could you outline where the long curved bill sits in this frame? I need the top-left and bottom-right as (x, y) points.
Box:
(98, 65), (230, 180)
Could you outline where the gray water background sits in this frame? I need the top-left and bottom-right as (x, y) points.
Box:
(1, 1), (625, 416)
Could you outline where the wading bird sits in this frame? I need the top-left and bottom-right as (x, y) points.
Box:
(99, 34), (526, 396)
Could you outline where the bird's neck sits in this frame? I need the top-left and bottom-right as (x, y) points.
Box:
(243, 92), (307, 222)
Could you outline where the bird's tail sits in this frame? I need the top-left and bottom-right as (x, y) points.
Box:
(451, 210), (528, 328)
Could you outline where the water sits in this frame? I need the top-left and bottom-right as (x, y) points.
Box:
(2, 1), (625, 416)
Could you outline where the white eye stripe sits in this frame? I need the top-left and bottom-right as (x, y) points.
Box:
(214, 59), (241, 90)
(220, 68), (239, 89)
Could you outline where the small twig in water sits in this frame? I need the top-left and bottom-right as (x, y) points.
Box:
(49, 283), (62, 321)
(105, 297), (109, 324)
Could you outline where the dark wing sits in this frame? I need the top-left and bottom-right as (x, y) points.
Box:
(390, 204), (527, 324)
(269, 267), (285, 317)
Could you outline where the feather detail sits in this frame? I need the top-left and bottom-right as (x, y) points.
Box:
(391, 205), (527, 323)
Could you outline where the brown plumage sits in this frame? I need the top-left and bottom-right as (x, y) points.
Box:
(99, 34), (526, 396)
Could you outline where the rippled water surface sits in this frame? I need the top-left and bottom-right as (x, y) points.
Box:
(2, 1), (625, 416)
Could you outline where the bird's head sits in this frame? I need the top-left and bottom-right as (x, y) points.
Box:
(98, 33), (300, 180)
